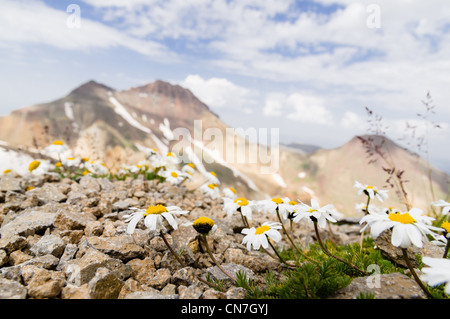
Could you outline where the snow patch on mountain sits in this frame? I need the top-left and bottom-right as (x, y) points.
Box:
(108, 96), (151, 134)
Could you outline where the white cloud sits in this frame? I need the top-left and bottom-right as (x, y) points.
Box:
(263, 94), (284, 117)
(341, 111), (366, 131)
(0, 0), (176, 61)
(286, 93), (333, 125)
(179, 74), (257, 113)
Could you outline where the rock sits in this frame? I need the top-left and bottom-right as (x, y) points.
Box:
(0, 234), (27, 254)
(64, 248), (131, 286)
(330, 272), (426, 299)
(0, 277), (27, 299)
(0, 250), (8, 267)
(0, 174), (22, 192)
(0, 211), (55, 237)
(80, 235), (145, 262)
(30, 234), (66, 258)
(54, 210), (96, 231)
(88, 267), (124, 299)
(147, 268), (172, 289)
(206, 263), (254, 287)
(26, 267), (65, 299)
(27, 183), (67, 203)
(374, 230), (445, 268)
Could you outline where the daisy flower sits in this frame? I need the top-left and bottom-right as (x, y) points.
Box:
(199, 183), (220, 199)
(160, 169), (186, 185)
(45, 140), (69, 155)
(420, 257), (450, 295)
(181, 163), (195, 175)
(28, 159), (52, 175)
(223, 186), (237, 200)
(294, 199), (341, 228)
(164, 152), (181, 167)
(62, 157), (81, 168)
(223, 196), (254, 220)
(205, 171), (220, 185)
(360, 208), (442, 248)
(354, 181), (389, 202)
(85, 161), (108, 176)
(241, 222), (282, 251)
(192, 216), (218, 235)
(257, 197), (298, 221)
(124, 204), (189, 234)
(432, 199), (450, 215)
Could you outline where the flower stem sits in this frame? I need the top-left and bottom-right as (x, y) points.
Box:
(401, 248), (434, 299)
(160, 232), (216, 289)
(359, 196), (371, 251)
(277, 212), (320, 264)
(265, 237), (295, 268)
(444, 237), (450, 259)
(313, 221), (368, 275)
(201, 234), (236, 282)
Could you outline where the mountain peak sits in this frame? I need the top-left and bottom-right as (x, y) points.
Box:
(69, 80), (115, 96)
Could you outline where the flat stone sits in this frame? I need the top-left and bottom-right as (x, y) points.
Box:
(329, 272), (426, 299)
(0, 211), (55, 237)
(0, 277), (27, 299)
(0, 174), (22, 192)
(88, 267), (124, 299)
(27, 183), (67, 203)
(82, 235), (145, 262)
(30, 234), (66, 258)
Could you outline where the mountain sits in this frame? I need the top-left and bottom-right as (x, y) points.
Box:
(0, 79), (448, 216)
(0, 80), (288, 199)
(277, 134), (449, 215)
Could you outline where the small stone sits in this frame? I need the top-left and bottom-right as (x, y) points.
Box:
(88, 267), (124, 299)
(30, 234), (66, 258)
(0, 277), (27, 299)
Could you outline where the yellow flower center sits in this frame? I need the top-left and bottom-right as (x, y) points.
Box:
(366, 185), (374, 189)
(255, 225), (270, 235)
(442, 221), (450, 233)
(210, 171), (217, 177)
(171, 171), (178, 178)
(52, 140), (64, 145)
(207, 183), (217, 190)
(187, 163), (195, 168)
(28, 160), (41, 172)
(67, 157), (74, 160)
(167, 152), (174, 157)
(234, 197), (249, 206)
(229, 187), (236, 194)
(193, 216), (215, 227)
(289, 200), (298, 205)
(26, 186), (35, 191)
(192, 216), (215, 234)
(145, 205), (168, 215)
(272, 197), (284, 204)
(55, 162), (62, 167)
(388, 212), (416, 224)
(3, 169), (11, 174)
(82, 170), (90, 175)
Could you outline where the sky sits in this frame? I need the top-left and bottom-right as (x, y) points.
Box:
(0, 0), (449, 173)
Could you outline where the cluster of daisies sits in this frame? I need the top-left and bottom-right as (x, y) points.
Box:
(3, 140), (450, 296)
(123, 176), (450, 296)
(354, 181), (450, 296)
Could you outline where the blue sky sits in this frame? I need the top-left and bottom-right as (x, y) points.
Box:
(0, 0), (449, 173)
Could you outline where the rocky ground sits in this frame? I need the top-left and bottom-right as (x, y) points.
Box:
(0, 172), (444, 299)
